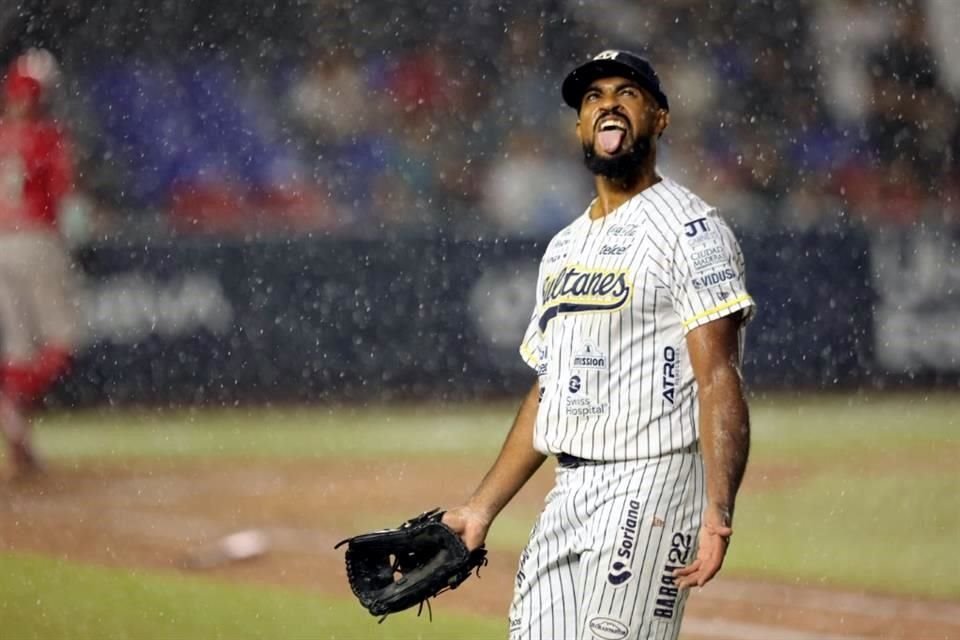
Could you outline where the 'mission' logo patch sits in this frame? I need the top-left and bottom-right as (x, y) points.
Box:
(538, 266), (631, 332)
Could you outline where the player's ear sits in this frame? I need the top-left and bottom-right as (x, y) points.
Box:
(655, 109), (670, 138)
(575, 118), (582, 141)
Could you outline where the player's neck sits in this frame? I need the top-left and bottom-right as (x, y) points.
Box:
(590, 162), (660, 220)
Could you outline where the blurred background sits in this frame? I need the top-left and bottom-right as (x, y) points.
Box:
(1, 3), (959, 639)
(0, 0), (956, 403)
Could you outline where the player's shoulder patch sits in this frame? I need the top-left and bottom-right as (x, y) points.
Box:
(673, 205), (738, 275)
(540, 223), (577, 266)
(669, 200), (718, 244)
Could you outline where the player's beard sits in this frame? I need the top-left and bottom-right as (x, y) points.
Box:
(582, 133), (652, 181)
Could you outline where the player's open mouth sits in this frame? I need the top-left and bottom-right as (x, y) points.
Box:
(596, 117), (627, 154)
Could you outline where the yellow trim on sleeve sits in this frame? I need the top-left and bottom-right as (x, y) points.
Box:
(682, 294), (753, 328)
(520, 342), (535, 363)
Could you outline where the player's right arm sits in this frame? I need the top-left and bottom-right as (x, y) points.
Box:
(442, 380), (546, 551)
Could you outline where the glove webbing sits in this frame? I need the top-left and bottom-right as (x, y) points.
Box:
(377, 549), (488, 624)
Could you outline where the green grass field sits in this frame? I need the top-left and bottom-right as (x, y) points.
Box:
(2, 392), (958, 639)
(0, 552), (503, 640)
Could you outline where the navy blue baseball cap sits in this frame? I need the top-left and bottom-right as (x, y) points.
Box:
(562, 50), (669, 112)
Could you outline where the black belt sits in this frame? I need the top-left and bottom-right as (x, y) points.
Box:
(556, 453), (601, 468)
(557, 443), (699, 468)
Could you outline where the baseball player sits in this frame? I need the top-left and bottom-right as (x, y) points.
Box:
(0, 51), (80, 478)
(443, 50), (754, 639)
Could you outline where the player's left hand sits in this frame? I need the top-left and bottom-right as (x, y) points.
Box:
(674, 506), (732, 590)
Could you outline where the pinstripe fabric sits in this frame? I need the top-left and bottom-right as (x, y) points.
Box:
(511, 177), (753, 638)
(508, 447), (705, 639)
(518, 177), (754, 461)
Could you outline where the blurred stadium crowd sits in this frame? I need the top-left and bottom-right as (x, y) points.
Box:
(2, 0), (958, 240)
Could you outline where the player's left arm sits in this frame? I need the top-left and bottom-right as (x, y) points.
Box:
(675, 313), (749, 589)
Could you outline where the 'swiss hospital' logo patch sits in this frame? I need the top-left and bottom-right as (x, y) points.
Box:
(538, 266), (631, 332)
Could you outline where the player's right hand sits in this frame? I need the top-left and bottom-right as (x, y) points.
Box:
(442, 505), (491, 552)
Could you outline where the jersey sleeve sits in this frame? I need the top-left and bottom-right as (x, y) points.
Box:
(518, 259), (546, 371)
(670, 211), (755, 334)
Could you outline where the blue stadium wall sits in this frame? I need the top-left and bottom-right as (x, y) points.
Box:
(51, 227), (958, 407)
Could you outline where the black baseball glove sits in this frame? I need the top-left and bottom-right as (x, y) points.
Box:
(334, 508), (487, 620)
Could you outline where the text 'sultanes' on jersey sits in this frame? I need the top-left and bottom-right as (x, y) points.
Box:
(519, 177), (755, 461)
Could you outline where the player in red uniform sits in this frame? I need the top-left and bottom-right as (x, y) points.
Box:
(0, 50), (80, 478)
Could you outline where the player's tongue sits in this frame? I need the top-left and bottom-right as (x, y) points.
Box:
(598, 129), (624, 154)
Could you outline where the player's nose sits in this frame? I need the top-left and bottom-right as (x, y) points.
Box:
(596, 91), (621, 110)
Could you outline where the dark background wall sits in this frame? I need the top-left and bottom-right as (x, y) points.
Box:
(50, 226), (900, 408)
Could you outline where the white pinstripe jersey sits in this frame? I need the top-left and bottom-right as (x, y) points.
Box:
(519, 177), (754, 461)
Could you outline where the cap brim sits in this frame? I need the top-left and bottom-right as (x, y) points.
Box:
(561, 59), (666, 111)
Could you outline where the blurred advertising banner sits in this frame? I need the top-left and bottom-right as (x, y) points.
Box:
(738, 229), (874, 387)
(53, 230), (877, 407)
(59, 237), (544, 406)
(871, 227), (960, 374)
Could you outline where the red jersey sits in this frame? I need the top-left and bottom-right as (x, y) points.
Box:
(0, 117), (72, 231)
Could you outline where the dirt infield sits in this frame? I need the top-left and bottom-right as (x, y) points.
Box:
(2, 459), (959, 640)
